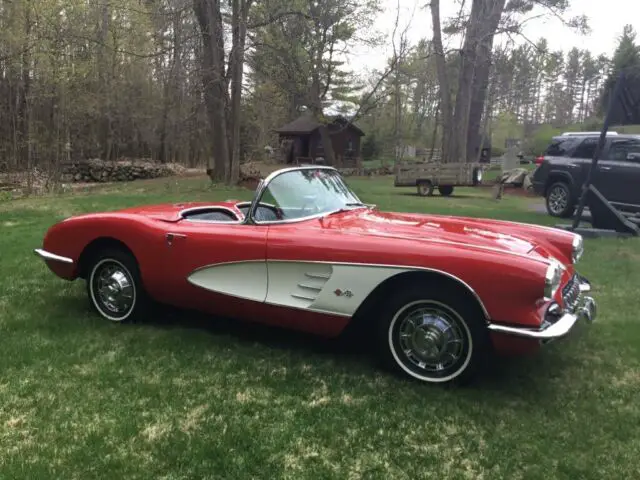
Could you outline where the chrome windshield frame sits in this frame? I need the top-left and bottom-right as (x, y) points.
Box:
(242, 165), (365, 226)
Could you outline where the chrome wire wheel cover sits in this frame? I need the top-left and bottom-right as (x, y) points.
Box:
(90, 259), (136, 321)
(388, 300), (472, 383)
(548, 185), (568, 214)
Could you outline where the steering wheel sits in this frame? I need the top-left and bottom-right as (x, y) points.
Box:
(300, 195), (321, 215)
(254, 203), (284, 221)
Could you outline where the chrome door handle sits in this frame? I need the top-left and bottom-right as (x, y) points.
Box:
(600, 166), (611, 171)
(166, 233), (187, 246)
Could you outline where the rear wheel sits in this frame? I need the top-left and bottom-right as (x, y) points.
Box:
(86, 248), (150, 322)
(375, 285), (488, 386)
(546, 181), (575, 218)
(417, 180), (434, 197)
(438, 185), (454, 196)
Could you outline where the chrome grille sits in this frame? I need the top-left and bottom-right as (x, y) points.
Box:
(562, 274), (581, 313)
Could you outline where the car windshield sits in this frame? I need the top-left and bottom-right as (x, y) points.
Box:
(255, 168), (364, 222)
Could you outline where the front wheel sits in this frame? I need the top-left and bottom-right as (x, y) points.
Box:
(546, 182), (575, 218)
(86, 248), (150, 322)
(375, 286), (488, 385)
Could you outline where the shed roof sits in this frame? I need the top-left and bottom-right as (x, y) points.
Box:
(275, 114), (365, 136)
(274, 115), (322, 134)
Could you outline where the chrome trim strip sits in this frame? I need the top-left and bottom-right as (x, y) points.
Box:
(291, 293), (317, 301)
(488, 313), (580, 339)
(298, 283), (323, 291)
(179, 205), (242, 224)
(185, 258), (490, 320)
(185, 219), (242, 224)
(34, 249), (74, 264)
(252, 207), (367, 225)
(305, 272), (331, 280)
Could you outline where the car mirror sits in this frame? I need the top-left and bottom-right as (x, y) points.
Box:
(626, 153), (640, 161)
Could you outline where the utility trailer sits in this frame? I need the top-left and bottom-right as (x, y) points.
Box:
(394, 161), (485, 196)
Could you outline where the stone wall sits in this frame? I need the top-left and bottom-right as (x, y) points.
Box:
(338, 166), (394, 177)
(60, 159), (185, 183)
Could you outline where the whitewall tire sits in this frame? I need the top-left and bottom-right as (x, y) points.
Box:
(86, 248), (149, 323)
(376, 285), (488, 385)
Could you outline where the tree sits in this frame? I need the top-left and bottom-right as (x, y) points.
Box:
(430, 0), (585, 162)
(246, 0), (381, 163)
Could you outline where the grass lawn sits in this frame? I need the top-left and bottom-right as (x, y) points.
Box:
(1, 174), (639, 479)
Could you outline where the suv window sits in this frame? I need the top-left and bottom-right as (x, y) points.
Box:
(608, 139), (640, 162)
(571, 137), (599, 159)
(545, 137), (579, 157)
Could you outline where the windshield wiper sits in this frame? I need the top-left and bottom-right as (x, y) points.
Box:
(326, 203), (368, 216)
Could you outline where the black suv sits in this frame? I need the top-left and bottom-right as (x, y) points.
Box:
(532, 132), (640, 217)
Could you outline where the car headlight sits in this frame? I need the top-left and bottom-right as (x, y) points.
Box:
(572, 234), (584, 264)
(544, 262), (562, 300)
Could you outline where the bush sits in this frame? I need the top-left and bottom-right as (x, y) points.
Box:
(361, 133), (381, 161)
(490, 146), (505, 157)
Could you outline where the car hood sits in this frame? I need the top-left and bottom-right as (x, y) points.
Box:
(320, 208), (540, 257)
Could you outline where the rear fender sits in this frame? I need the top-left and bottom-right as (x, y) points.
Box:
(546, 170), (575, 194)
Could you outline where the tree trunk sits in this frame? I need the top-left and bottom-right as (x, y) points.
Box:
(318, 125), (335, 166)
(463, 0), (506, 163)
(432, 0), (506, 163)
(18, 25), (31, 168)
(228, 0), (251, 184)
(448, 0), (484, 164)
(194, 0), (230, 182)
(394, 57), (402, 164)
(429, 101), (440, 161)
(429, 0), (452, 161)
(98, 1), (113, 161)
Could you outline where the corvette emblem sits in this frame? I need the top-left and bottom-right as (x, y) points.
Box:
(334, 288), (353, 298)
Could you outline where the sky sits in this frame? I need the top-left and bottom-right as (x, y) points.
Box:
(348, 0), (640, 75)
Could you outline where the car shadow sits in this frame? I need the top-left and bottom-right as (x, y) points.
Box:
(148, 302), (372, 358)
(56, 295), (578, 397)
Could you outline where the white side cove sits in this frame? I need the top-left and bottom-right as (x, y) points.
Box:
(186, 260), (409, 317)
(266, 261), (408, 316)
(187, 261), (268, 302)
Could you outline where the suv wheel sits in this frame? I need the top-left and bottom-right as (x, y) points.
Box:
(546, 182), (575, 218)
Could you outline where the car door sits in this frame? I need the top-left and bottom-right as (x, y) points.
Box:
(600, 138), (640, 209)
(157, 218), (269, 317)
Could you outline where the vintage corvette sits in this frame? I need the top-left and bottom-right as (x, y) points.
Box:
(35, 165), (597, 385)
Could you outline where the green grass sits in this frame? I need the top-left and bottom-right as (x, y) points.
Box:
(1, 175), (639, 479)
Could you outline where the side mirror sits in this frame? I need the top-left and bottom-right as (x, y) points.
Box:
(626, 153), (640, 161)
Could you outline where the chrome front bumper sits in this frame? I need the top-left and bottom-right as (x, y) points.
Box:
(488, 276), (596, 341)
(34, 248), (74, 264)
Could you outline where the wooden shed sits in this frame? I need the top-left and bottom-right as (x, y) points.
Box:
(275, 114), (365, 167)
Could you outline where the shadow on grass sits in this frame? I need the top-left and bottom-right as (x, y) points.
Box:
(47, 285), (582, 403)
(126, 301), (573, 397)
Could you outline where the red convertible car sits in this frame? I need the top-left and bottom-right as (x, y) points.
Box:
(35, 166), (596, 385)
